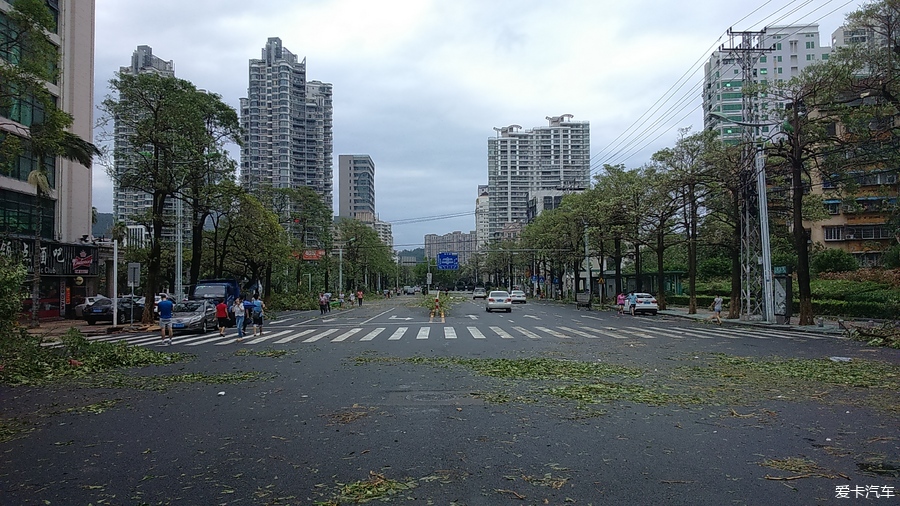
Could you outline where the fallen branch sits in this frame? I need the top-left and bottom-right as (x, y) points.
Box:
(496, 488), (526, 500)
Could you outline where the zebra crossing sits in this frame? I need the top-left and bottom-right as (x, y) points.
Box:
(79, 323), (828, 348)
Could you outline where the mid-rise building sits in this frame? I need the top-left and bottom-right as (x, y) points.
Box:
(112, 46), (180, 241)
(240, 37), (333, 208)
(703, 25), (831, 143)
(339, 154), (375, 222)
(374, 219), (393, 250)
(487, 114), (590, 241)
(424, 231), (477, 267)
(0, 0), (98, 317)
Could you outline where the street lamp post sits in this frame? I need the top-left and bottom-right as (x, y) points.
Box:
(710, 112), (776, 323)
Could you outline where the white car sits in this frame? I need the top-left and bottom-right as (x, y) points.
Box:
(509, 290), (527, 304)
(631, 292), (659, 315)
(485, 290), (512, 313)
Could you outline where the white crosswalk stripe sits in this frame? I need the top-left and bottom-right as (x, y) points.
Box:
(536, 326), (569, 339)
(359, 328), (385, 341)
(468, 326), (486, 339)
(302, 328), (339, 343)
(388, 327), (407, 340)
(490, 326), (514, 339)
(275, 329), (315, 343)
(81, 322), (830, 347)
(331, 328), (362, 342)
(558, 326), (600, 339)
(512, 326), (542, 339)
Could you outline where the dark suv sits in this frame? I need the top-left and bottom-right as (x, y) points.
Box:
(84, 297), (144, 325)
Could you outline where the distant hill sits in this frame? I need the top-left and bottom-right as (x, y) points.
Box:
(93, 212), (114, 239)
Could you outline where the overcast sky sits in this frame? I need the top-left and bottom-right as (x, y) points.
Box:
(92, 0), (865, 250)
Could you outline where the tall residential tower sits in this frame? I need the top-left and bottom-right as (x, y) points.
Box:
(240, 37), (333, 207)
(487, 114), (590, 241)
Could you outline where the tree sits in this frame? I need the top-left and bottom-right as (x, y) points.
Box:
(101, 73), (238, 322)
(1, 0), (100, 327)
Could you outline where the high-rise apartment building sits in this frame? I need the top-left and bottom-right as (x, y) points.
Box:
(703, 25), (831, 142)
(240, 37), (333, 208)
(112, 46), (175, 237)
(338, 154), (375, 223)
(474, 185), (489, 250)
(0, 0), (98, 317)
(486, 114), (590, 242)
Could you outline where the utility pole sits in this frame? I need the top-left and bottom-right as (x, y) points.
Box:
(719, 28), (773, 321)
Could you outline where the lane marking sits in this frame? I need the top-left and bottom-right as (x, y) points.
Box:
(303, 328), (339, 343)
(388, 327), (407, 340)
(359, 328), (385, 341)
(275, 329), (315, 343)
(468, 327), (486, 339)
(490, 326), (514, 339)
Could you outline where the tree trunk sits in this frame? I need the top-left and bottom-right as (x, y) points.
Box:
(188, 204), (207, 293)
(687, 183), (698, 314)
(792, 141), (813, 325)
(614, 237), (623, 294)
(729, 190), (741, 319)
(30, 196), (43, 328)
(143, 190), (166, 324)
(656, 230), (666, 310)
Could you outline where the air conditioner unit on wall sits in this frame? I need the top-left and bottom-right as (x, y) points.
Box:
(846, 234), (855, 239)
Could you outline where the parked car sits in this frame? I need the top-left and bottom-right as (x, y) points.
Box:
(510, 290), (527, 304)
(472, 287), (487, 299)
(74, 295), (108, 318)
(632, 292), (659, 315)
(485, 290), (512, 312)
(170, 299), (217, 334)
(84, 297), (144, 325)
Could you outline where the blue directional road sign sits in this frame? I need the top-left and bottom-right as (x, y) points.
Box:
(437, 252), (459, 270)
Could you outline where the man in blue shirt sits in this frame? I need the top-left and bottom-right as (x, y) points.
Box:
(157, 293), (175, 345)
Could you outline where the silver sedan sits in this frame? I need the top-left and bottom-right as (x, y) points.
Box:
(485, 291), (512, 313)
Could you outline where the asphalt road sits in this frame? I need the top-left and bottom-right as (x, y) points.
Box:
(2, 294), (898, 505)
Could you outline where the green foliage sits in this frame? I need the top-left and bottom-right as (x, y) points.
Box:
(883, 245), (900, 269)
(0, 256), (26, 335)
(697, 256), (731, 280)
(0, 329), (186, 386)
(268, 291), (318, 312)
(811, 248), (859, 274)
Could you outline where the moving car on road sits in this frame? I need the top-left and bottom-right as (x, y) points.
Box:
(171, 299), (217, 334)
(510, 290), (527, 304)
(632, 293), (659, 315)
(485, 290), (512, 313)
(472, 287), (487, 299)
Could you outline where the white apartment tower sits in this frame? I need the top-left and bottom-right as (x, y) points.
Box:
(338, 154), (376, 223)
(703, 25), (831, 142)
(474, 185), (489, 250)
(487, 115), (590, 241)
(240, 38), (333, 207)
(112, 46), (175, 235)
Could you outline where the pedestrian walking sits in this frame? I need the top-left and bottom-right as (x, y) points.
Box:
(215, 299), (229, 336)
(157, 293), (174, 345)
(356, 289), (363, 307)
(627, 292), (637, 316)
(318, 292), (328, 315)
(242, 297), (253, 334)
(251, 295), (266, 336)
(710, 294), (724, 325)
(232, 297), (245, 342)
(324, 292), (332, 313)
(339, 292), (345, 308)
(616, 293), (626, 316)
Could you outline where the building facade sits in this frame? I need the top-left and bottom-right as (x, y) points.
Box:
(703, 25), (831, 143)
(240, 37), (333, 208)
(338, 154), (375, 222)
(487, 114), (590, 241)
(424, 231), (477, 267)
(0, 0), (98, 318)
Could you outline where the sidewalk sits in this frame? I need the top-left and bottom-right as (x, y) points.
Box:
(22, 317), (153, 340)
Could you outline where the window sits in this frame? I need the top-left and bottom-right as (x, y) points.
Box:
(760, 56), (767, 63)
(778, 67), (783, 74)
(806, 54), (814, 61)
(824, 201), (840, 215)
(776, 43), (782, 50)
(0, 189), (55, 239)
(760, 68), (768, 74)
(822, 54), (830, 60)
(823, 227), (843, 241)
(806, 41), (815, 49)
(777, 55), (783, 62)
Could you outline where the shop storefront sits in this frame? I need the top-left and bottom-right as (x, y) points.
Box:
(5, 238), (99, 320)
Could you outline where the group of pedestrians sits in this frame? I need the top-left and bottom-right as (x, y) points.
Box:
(615, 292), (638, 316)
(156, 292), (266, 346)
